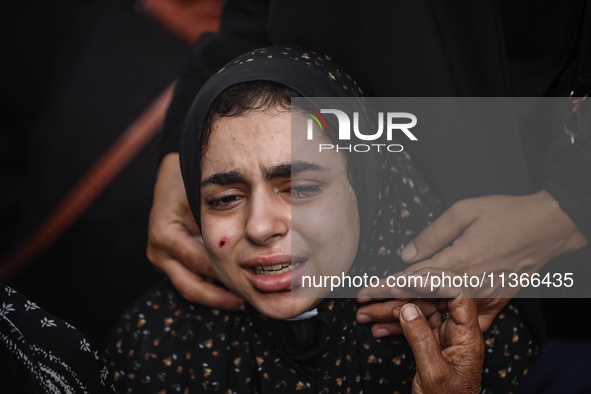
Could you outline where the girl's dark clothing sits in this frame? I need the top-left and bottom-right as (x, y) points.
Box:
(106, 46), (539, 393)
(107, 280), (536, 393)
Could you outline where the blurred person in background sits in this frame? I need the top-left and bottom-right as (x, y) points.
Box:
(0, 0), (224, 348)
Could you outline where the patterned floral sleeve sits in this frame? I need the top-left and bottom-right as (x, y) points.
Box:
(0, 283), (116, 393)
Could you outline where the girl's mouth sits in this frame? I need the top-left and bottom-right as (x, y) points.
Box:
(252, 260), (304, 275)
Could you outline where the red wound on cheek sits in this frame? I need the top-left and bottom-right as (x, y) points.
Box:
(219, 238), (227, 248)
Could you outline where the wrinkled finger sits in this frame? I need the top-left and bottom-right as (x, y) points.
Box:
(438, 297), (484, 393)
(399, 304), (451, 380)
(370, 299), (440, 337)
(357, 299), (408, 324)
(391, 299), (442, 327)
(439, 296), (483, 351)
(446, 296), (478, 328)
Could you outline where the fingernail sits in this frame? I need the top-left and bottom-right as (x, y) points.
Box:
(401, 305), (419, 321)
(401, 242), (417, 262)
(357, 313), (371, 324)
(373, 328), (391, 338)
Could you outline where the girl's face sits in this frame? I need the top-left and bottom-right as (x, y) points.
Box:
(200, 108), (359, 319)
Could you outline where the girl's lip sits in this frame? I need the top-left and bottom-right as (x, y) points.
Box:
(240, 254), (306, 268)
(242, 257), (308, 293)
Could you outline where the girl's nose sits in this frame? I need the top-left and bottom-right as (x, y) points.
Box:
(244, 188), (289, 245)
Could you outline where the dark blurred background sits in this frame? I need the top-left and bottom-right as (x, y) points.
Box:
(0, 0), (223, 348)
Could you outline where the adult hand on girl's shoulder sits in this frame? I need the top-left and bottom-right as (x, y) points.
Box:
(147, 153), (244, 310)
(398, 297), (484, 394)
(356, 267), (503, 338)
(401, 191), (586, 329)
(356, 293), (507, 337)
(357, 191), (586, 333)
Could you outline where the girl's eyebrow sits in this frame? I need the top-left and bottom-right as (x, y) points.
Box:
(201, 161), (328, 188)
(201, 171), (246, 188)
(265, 161), (328, 179)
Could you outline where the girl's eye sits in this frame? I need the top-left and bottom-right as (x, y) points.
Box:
(290, 185), (321, 198)
(207, 195), (242, 210)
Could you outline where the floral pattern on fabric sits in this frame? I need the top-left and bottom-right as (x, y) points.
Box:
(107, 280), (537, 393)
(0, 283), (115, 393)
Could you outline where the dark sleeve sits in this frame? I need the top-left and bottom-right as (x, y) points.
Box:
(158, 0), (272, 158)
(544, 134), (591, 242)
(0, 283), (115, 393)
(542, 0), (591, 243)
(536, 1), (591, 243)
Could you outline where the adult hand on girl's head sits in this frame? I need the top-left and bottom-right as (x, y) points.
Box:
(147, 153), (244, 310)
(398, 297), (484, 394)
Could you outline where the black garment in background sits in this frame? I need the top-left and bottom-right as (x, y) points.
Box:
(159, 0), (591, 340)
(1, 0), (190, 347)
(0, 1), (86, 252)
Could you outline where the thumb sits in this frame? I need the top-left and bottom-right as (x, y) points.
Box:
(399, 304), (449, 381)
(401, 201), (473, 264)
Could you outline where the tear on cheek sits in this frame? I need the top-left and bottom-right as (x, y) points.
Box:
(219, 237), (227, 248)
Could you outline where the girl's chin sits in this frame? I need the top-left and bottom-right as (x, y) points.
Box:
(249, 293), (321, 320)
